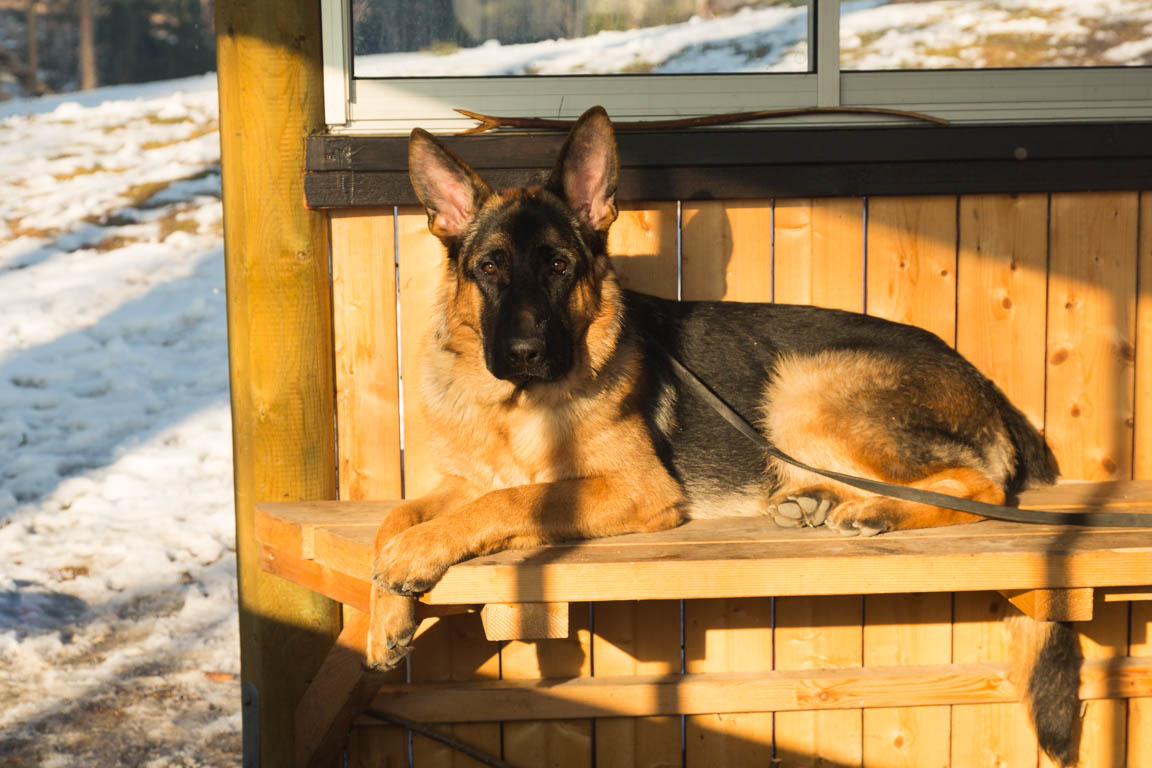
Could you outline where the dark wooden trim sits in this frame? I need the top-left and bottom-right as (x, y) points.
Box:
(305, 122), (1152, 207)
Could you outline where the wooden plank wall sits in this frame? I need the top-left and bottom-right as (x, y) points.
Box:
(337, 190), (1151, 767)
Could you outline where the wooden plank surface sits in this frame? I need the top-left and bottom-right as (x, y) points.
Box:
(598, 207), (682, 768)
(684, 598), (774, 766)
(951, 592), (1038, 767)
(953, 193), (1049, 767)
(1129, 601), (1152, 766)
(866, 195), (958, 344)
(393, 207), (505, 767)
(331, 209), (402, 503)
(1041, 191), (1140, 768)
(214, 2), (341, 763)
(680, 199), (775, 766)
(956, 193), (1049, 427)
(681, 200), (772, 302)
(1045, 192), (1139, 481)
(865, 195), (957, 767)
(502, 605), (594, 768)
(409, 612), (502, 768)
(396, 207), (448, 498)
(331, 209), (408, 767)
(255, 486), (1152, 607)
(593, 601), (682, 768)
(773, 197), (864, 311)
(1132, 193), (1152, 768)
(361, 657), (1152, 723)
(608, 203), (678, 300)
(1137, 190), (1152, 482)
(774, 196), (866, 767)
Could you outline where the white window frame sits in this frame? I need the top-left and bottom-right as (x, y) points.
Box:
(323, 0), (1152, 134)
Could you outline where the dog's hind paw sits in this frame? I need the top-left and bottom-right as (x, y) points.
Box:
(769, 495), (833, 529)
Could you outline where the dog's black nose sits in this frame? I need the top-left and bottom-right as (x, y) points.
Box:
(507, 337), (545, 367)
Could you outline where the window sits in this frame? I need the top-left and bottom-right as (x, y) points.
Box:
(322, 0), (1152, 132)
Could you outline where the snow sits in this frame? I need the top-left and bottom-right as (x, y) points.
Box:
(356, 0), (1152, 76)
(0, 74), (239, 765)
(0, 1), (1147, 763)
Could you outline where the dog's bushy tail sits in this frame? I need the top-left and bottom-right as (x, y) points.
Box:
(1012, 616), (1082, 766)
(998, 396), (1060, 494)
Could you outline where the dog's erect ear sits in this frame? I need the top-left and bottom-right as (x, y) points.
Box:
(547, 106), (619, 233)
(409, 128), (491, 241)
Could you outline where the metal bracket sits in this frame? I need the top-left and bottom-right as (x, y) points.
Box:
(242, 681), (260, 768)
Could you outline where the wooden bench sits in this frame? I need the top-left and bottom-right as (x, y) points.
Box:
(258, 481), (1152, 766)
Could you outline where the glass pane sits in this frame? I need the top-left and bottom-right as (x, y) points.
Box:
(352, 0), (811, 77)
(841, 0), (1152, 70)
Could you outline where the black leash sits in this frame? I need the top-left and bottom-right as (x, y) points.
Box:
(662, 349), (1152, 528)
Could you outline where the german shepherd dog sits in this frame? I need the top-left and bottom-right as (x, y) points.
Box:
(368, 107), (1080, 764)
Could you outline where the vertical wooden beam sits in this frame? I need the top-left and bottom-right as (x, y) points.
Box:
(773, 196), (865, 767)
(864, 195), (958, 766)
(216, 1), (341, 765)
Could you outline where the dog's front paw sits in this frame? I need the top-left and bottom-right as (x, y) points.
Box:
(824, 498), (891, 537)
(366, 591), (418, 671)
(372, 523), (456, 597)
(769, 494), (833, 529)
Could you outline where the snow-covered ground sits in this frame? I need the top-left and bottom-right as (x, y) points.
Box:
(356, 0), (1152, 75)
(0, 74), (239, 766)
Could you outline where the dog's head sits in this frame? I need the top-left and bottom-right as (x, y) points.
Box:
(409, 107), (619, 385)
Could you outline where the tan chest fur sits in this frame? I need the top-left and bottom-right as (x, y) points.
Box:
(421, 332), (656, 494)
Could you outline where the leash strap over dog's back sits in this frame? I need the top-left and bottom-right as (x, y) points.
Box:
(662, 349), (1152, 528)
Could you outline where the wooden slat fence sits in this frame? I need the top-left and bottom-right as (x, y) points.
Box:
(332, 190), (1152, 767)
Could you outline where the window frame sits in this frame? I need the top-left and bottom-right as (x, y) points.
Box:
(322, 0), (1152, 134)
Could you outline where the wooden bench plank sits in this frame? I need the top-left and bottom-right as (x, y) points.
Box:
(355, 656), (1152, 724)
(254, 500), (398, 559)
(255, 482), (1152, 607)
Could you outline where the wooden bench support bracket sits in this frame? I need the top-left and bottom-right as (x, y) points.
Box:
(295, 609), (389, 768)
(1001, 587), (1095, 621)
(481, 602), (570, 641)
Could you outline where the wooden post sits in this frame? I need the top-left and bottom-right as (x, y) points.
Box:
(215, 2), (341, 766)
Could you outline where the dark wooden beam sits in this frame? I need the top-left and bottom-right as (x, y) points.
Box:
(304, 122), (1152, 207)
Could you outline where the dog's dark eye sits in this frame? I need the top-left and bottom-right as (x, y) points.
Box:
(551, 258), (568, 275)
(479, 260), (497, 276)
